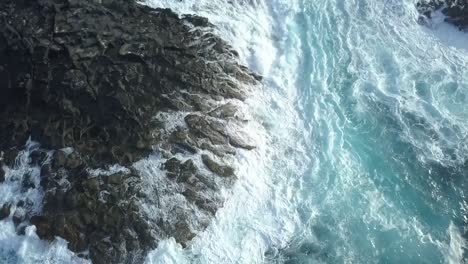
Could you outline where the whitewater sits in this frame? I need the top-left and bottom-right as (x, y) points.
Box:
(1, 0), (467, 263)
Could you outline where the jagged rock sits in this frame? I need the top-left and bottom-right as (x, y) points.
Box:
(184, 114), (255, 151)
(185, 114), (228, 145)
(163, 158), (199, 182)
(183, 14), (213, 28)
(0, 0), (259, 262)
(167, 128), (198, 155)
(228, 131), (256, 150)
(0, 0), (257, 167)
(202, 154), (235, 177)
(38, 167), (154, 263)
(417, 0), (468, 30)
(208, 102), (240, 119)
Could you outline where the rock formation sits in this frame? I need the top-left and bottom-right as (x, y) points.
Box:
(0, 0), (260, 263)
(417, 0), (468, 30)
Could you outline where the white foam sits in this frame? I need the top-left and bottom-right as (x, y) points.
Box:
(143, 0), (309, 263)
(135, 0), (468, 263)
(425, 10), (468, 51)
(0, 222), (88, 264)
(145, 238), (188, 264)
(0, 140), (87, 263)
(346, 0), (468, 168)
(87, 164), (131, 177)
(445, 222), (467, 264)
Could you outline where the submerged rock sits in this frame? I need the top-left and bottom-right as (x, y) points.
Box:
(0, 0), (258, 262)
(416, 0), (468, 30)
(0, 204), (11, 220)
(0, 167), (4, 183)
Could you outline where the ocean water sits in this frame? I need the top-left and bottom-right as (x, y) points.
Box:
(144, 0), (468, 263)
(1, 0), (467, 263)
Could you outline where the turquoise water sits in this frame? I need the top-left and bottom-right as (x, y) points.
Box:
(275, 1), (468, 263)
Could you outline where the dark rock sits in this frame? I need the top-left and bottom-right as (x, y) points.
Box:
(53, 150), (68, 169)
(202, 154), (235, 177)
(36, 170), (150, 263)
(30, 216), (54, 240)
(185, 114), (228, 145)
(0, 0), (259, 262)
(183, 14), (213, 28)
(0, 204), (11, 220)
(3, 148), (19, 166)
(83, 177), (101, 194)
(228, 132), (256, 150)
(163, 158), (198, 182)
(168, 129), (198, 155)
(0, 166), (4, 183)
(208, 102), (239, 119)
(17, 200), (25, 207)
(198, 142), (235, 158)
(0, 0), (258, 168)
(0, 151), (4, 182)
(30, 150), (48, 165)
(180, 159), (198, 181)
(21, 172), (36, 191)
(417, 0), (468, 30)
(185, 114), (255, 150)
(65, 152), (82, 169)
(105, 172), (126, 185)
(12, 210), (26, 226)
(173, 221), (196, 247)
(164, 158), (182, 179)
(55, 213), (88, 252)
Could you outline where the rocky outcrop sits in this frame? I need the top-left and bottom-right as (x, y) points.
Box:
(0, 0), (259, 263)
(32, 152), (151, 262)
(417, 0), (468, 30)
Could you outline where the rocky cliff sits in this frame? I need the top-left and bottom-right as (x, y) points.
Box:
(0, 0), (260, 263)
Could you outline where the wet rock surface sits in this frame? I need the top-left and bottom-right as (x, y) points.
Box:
(0, 168), (4, 183)
(0, 204), (11, 220)
(0, 0), (258, 263)
(33, 154), (150, 263)
(417, 0), (468, 30)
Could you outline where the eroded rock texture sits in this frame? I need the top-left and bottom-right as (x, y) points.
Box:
(417, 0), (468, 30)
(0, 0), (259, 263)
